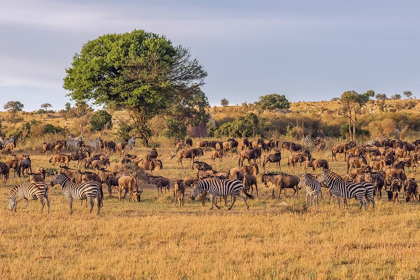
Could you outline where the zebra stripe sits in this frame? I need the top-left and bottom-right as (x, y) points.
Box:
(299, 174), (321, 208)
(191, 179), (254, 210)
(8, 182), (50, 213)
(317, 170), (367, 210)
(51, 172), (102, 215)
(303, 136), (314, 147)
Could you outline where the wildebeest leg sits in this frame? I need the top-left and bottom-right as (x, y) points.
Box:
(272, 189), (275, 199)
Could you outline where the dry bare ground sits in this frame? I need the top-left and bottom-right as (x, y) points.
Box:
(1, 140), (420, 279)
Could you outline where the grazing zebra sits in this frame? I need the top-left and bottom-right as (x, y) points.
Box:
(191, 179), (254, 210)
(8, 182), (50, 213)
(298, 174), (321, 208)
(303, 136), (314, 148)
(317, 170), (369, 210)
(50, 172), (103, 215)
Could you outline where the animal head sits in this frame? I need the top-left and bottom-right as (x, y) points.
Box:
(132, 191), (141, 202)
(190, 182), (203, 200)
(317, 171), (327, 184)
(8, 197), (16, 211)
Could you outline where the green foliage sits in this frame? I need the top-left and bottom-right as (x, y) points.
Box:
(390, 94), (401, 100)
(162, 118), (187, 139)
(90, 110), (112, 132)
(375, 93), (387, 100)
(44, 124), (65, 134)
(64, 29), (207, 138)
(340, 124), (369, 138)
(214, 113), (263, 138)
(116, 122), (135, 142)
(403, 91), (412, 99)
(41, 103), (52, 110)
(4, 101), (24, 112)
(65, 102), (71, 111)
(220, 98), (229, 107)
(257, 94), (290, 111)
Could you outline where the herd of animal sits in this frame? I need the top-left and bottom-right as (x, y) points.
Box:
(2, 135), (420, 214)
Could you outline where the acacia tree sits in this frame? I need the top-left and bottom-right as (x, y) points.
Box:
(220, 98), (229, 107)
(67, 101), (93, 138)
(41, 103), (52, 111)
(403, 91), (412, 99)
(257, 93), (290, 111)
(90, 110), (112, 137)
(4, 101), (24, 123)
(340, 91), (370, 141)
(64, 30), (207, 143)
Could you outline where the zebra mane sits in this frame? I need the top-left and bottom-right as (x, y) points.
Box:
(323, 170), (344, 181)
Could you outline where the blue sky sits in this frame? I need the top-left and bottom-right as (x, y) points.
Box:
(0, 0), (419, 111)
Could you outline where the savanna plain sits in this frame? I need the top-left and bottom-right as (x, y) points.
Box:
(1, 139), (420, 280)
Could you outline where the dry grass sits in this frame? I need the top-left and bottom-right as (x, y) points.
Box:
(1, 141), (420, 279)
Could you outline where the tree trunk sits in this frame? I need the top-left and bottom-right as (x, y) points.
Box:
(353, 111), (357, 141)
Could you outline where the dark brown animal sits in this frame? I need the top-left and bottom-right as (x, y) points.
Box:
(145, 148), (158, 161)
(263, 151), (281, 171)
(171, 148), (204, 167)
(148, 176), (170, 195)
(174, 179), (186, 207)
(116, 142), (126, 157)
(0, 162), (10, 181)
(17, 155), (32, 177)
(405, 178), (418, 202)
(261, 173), (300, 198)
(59, 166), (83, 183)
(238, 147), (261, 166)
(244, 174), (258, 196)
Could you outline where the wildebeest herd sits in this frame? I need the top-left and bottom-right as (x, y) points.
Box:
(2, 135), (420, 214)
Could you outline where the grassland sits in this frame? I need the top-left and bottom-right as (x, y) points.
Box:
(1, 139), (420, 279)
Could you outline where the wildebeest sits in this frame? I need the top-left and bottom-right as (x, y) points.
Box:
(69, 151), (89, 167)
(347, 156), (367, 173)
(117, 175), (141, 202)
(171, 148), (204, 167)
(388, 176), (403, 202)
(91, 158), (111, 170)
(116, 142), (126, 157)
(288, 151), (312, 168)
(211, 149), (224, 161)
(244, 174), (258, 196)
(0, 162), (10, 181)
(263, 151), (281, 171)
(193, 161), (212, 172)
(405, 178), (418, 202)
(261, 173), (300, 198)
(282, 141), (303, 152)
(59, 166), (83, 183)
(304, 158), (329, 172)
(238, 147), (261, 166)
(148, 175), (170, 195)
(145, 148), (158, 161)
(174, 179), (186, 207)
(49, 154), (70, 167)
(17, 155), (32, 177)
(137, 159), (163, 173)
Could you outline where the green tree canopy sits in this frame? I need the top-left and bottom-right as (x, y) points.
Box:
(220, 98), (229, 107)
(375, 93), (387, 100)
(90, 110), (112, 133)
(63, 29), (207, 142)
(41, 103), (52, 111)
(257, 93), (290, 111)
(403, 90), (412, 99)
(4, 101), (24, 122)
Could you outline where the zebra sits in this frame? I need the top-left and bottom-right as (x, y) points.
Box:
(128, 136), (137, 150)
(317, 170), (368, 210)
(298, 174), (321, 208)
(8, 182), (50, 213)
(191, 179), (254, 210)
(50, 172), (103, 215)
(303, 136), (314, 148)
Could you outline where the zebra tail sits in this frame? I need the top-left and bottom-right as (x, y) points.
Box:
(243, 189), (255, 199)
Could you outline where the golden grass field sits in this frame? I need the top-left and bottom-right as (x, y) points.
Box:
(1, 139), (420, 279)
